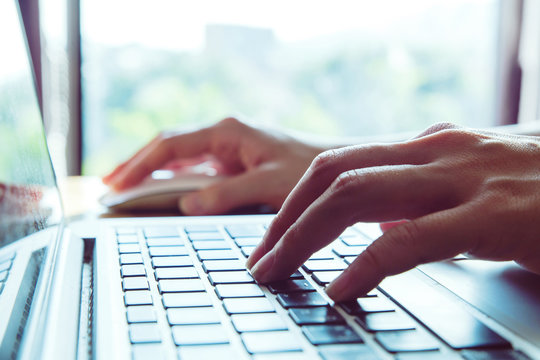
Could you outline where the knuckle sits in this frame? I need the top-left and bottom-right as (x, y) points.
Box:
(152, 131), (175, 156)
(385, 221), (429, 265)
(427, 128), (481, 149)
(357, 246), (387, 277)
(331, 169), (363, 194)
(153, 131), (169, 143)
(391, 221), (421, 246)
(217, 117), (242, 128)
(425, 122), (459, 134)
(310, 149), (341, 176)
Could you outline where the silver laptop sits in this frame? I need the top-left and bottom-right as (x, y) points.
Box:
(1, 1), (540, 359)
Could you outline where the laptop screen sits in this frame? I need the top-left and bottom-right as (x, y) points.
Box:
(0, 1), (64, 356)
(0, 0), (62, 250)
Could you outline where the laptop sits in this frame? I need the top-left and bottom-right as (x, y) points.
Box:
(1, 1), (540, 359)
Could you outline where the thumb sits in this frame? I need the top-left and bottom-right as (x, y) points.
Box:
(178, 170), (273, 215)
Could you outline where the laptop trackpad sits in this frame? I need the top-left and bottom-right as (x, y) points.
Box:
(419, 260), (540, 346)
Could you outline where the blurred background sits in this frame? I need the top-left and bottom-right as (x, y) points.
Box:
(18, 0), (540, 177)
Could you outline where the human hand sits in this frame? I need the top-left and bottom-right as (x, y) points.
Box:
(103, 118), (326, 215)
(246, 123), (540, 301)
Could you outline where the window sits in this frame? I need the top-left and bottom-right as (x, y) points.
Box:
(81, 0), (498, 174)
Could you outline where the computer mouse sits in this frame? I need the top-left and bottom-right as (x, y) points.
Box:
(100, 166), (226, 212)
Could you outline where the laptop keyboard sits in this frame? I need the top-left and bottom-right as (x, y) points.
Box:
(113, 223), (529, 360)
(0, 252), (15, 296)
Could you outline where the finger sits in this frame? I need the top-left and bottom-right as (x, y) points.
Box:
(179, 166), (281, 216)
(103, 161), (129, 184)
(325, 204), (475, 301)
(109, 128), (213, 191)
(379, 220), (408, 232)
(103, 132), (170, 184)
(249, 164), (459, 282)
(248, 143), (438, 270)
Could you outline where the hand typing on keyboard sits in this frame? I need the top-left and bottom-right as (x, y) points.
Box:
(247, 123), (540, 301)
(103, 117), (329, 215)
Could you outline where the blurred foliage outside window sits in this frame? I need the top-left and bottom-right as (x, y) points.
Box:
(81, 0), (497, 175)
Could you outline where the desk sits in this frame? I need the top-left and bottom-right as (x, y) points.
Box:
(57, 176), (182, 219)
(57, 176), (272, 219)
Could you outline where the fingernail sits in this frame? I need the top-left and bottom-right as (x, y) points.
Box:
(245, 253), (256, 270)
(250, 251), (275, 283)
(245, 244), (264, 270)
(179, 194), (204, 215)
(325, 274), (348, 301)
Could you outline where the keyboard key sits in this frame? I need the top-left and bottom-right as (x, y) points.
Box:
(132, 344), (165, 360)
(208, 271), (254, 285)
(355, 312), (416, 332)
(121, 264), (146, 277)
(0, 270), (8, 282)
(188, 232), (224, 241)
(118, 244), (141, 254)
(231, 313), (288, 332)
(117, 234), (139, 244)
(0, 283), (4, 293)
(240, 246), (256, 257)
(146, 237), (183, 247)
(120, 254), (143, 265)
(225, 224), (265, 238)
(177, 345), (238, 360)
(375, 330), (440, 353)
(162, 292), (212, 308)
(154, 267), (198, 280)
(167, 307), (221, 325)
(343, 256), (357, 265)
(152, 256), (192, 268)
(116, 227), (137, 235)
(340, 227), (360, 238)
(198, 250), (238, 260)
(312, 271), (342, 285)
(143, 227), (178, 238)
(129, 323), (161, 343)
(158, 279), (205, 293)
(148, 246), (188, 257)
(309, 248), (336, 260)
(277, 292), (328, 308)
(126, 306), (157, 323)
(302, 259), (347, 272)
(340, 296), (396, 314)
(234, 237), (262, 247)
(303, 325), (363, 345)
(202, 259), (245, 272)
(124, 291), (153, 306)
(289, 307), (346, 325)
(395, 352), (453, 360)
(184, 225), (219, 233)
(380, 272), (512, 350)
(461, 349), (532, 360)
(123, 277), (150, 291)
(0, 261), (12, 273)
(356, 224), (382, 240)
(332, 243), (366, 257)
(215, 284), (264, 298)
(318, 344), (380, 360)
(289, 270), (304, 280)
(223, 298), (274, 314)
(341, 236), (371, 246)
(192, 241), (231, 250)
(242, 331), (302, 354)
(172, 324), (229, 345)
(267, 279), (315, 294)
